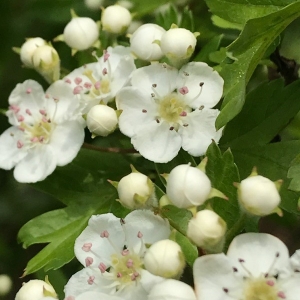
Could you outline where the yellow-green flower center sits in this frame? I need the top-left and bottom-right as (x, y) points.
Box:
(159, 93), (187, 123)
(20, 120), (53, 144)
(110, 251), (143, 285)
(243, 278), (278, 300)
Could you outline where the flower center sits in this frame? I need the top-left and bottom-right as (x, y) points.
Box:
(159, 93), (187, 123)
(243, 278), (279, 300)
(110, 250), (143, 285)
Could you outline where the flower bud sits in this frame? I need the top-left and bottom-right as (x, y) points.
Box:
(87, 105), (118, 137)
(166, 164), (211, 208)
(160, 27), (198, 68)
(101, 5), (132, 34)
(0, 274), (12, 296)
(20, 37), (47, 67)
(238, 173), (281, 216)
(116, 169), (154, 209)
(63, 17), (99, 51)
(187, 210), (227, 250)
(15, 279), (57, 300)
(84, 0), (104, 10)
(130, 23), (166, 61)
(148, 279), (197, 300)
(32, 45), (60, 83)
(144, 239), (185, 278)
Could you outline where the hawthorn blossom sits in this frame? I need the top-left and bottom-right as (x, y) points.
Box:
(0, 80), (85, 183)
(116, 62), (223, 163)
(194, 233), (300, 300)
(64, 210), (171, 300)
(64, 46), (136, 113)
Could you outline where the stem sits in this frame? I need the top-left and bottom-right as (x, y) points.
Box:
(82, 142), (138, 154)
(224, 213), (247, 249)
(0, 108), (7, 115)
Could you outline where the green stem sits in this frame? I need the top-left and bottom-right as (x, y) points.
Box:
(0, 108), (7, 115)
(82, 142), (137, 154)
(224, 213), (247, 249)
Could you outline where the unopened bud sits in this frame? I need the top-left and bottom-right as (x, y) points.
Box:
(15, 279), (57, 300)
(116, 169), (154, 209)
(0, 274), (12, 296)
(144, 239), (185, 278)
(63, 17), (99, 51)
(32, 45), (60, 83)
(166, 164), (211, 208)
(130, 23), (166, 61)
(19, 37), (47, 67)
(87, 105), (118, 137)
(101, 5), (132, 34)
(148, 279), (197, 300)
(84, 0), (104, 10)
(238, 173), (281, 216)
(187, 210), (226, 251)
(160, 27), (198, 68)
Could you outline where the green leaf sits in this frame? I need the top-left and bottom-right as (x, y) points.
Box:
(130, 0), (177, 17)
(287, 154), (300, 192)
(216, 2), (300, 129)
(179, 6), (195, 32)
(194, 34), (223, 64)
(161, 205), (193, 235)
(220, 79), (300, 148)
(205, 142), (241, 228)
(173, 231), (198, 266)
(230, 141), (300, 214)
(205, 0), (295, 25)
(31, 148), (130, 206)
(156, 4), (179, 30)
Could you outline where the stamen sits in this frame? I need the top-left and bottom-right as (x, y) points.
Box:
(120, 218), (126, 225)
(17, 140), (24, 149)
(73, 86), (83, 95)
(82, 243), (92, 252)
(117, 272), (122, 278)
(126, 259), (134, 268)
(99, 262), (107, 273)
(265, 252), (281, 277)
(170, 126), (174, 131)
(233, 267), (238, 272)
(9, 105), (20, 114)
(94, 81), (101, 90)
(238, 258), (252, 276)
(180, 111), (187, 117)
(85, 257), (93, 267)
(142, 109), (147, 113)
(179, 86), (189, 95)
(39, 109), (47, 116)
(223, 288), (229, 293)
(183, 71), (189, 76)
(74, 77), (82, 85)
(103, 50), (110, 62)
(156, 119), (160, 123)
(25, 109), (32, 116)
(102, 68), (108, 76)
(266, 280), (274, 286)
(26, 88), (32, 94)
(87, 275), (95, 285)
(122, 249), (129, 256)
(64, 78), (71, 84)
(17, 115), (24, 122)
(84, 82), (92, 89)
(137, 232), (143, 238)
(100, 230), (109, 238)
(152, 84), (157, 88)
(277, 291), (286, 299)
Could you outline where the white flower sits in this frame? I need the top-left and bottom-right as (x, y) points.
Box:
(64, 46), (136, 113)
(0, 274), (12, 296)
(101, 5), (132, 34)
(86, 104), (118, 137)
(0, 80), (85, 183)
(63, 17), (99, 51)
(116, 62), (223, 162)
(144, 239), (185, 278)
(84, 0), (104, 10)
(148, 279), (197, 300)
(64, 291), (123, 300)
(130, 23), (166, 61)
(166, 164), (211, 208)
(20, 37), (47, 67)
(193, 233), (300, 300)
(64, 210), (171, 300)
(15, 279), (57, 300)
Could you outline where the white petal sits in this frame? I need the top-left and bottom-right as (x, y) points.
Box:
(177, 62), (224, 109)
(76, 292), (123, 300)
(49, 121), (84, 166)
(278, 277), (300, 300)
(117, 87), (157, 137)
(75, 213), (125, 268)
(124, 210), (170, 251)
(64, 268), (114, 298)
(0, 127), (27, 170)
(227, 233), (291, 278)
(46, 80), (82, 123)
(193, 254), (243, 300)
(179, 109), (222, 156)
(7, 80), (45, 126)
(131, 121), (182, 163)
(290, 249), (300, 272)
(130, 64), (178, 97)
(13, 145), (57, 183)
